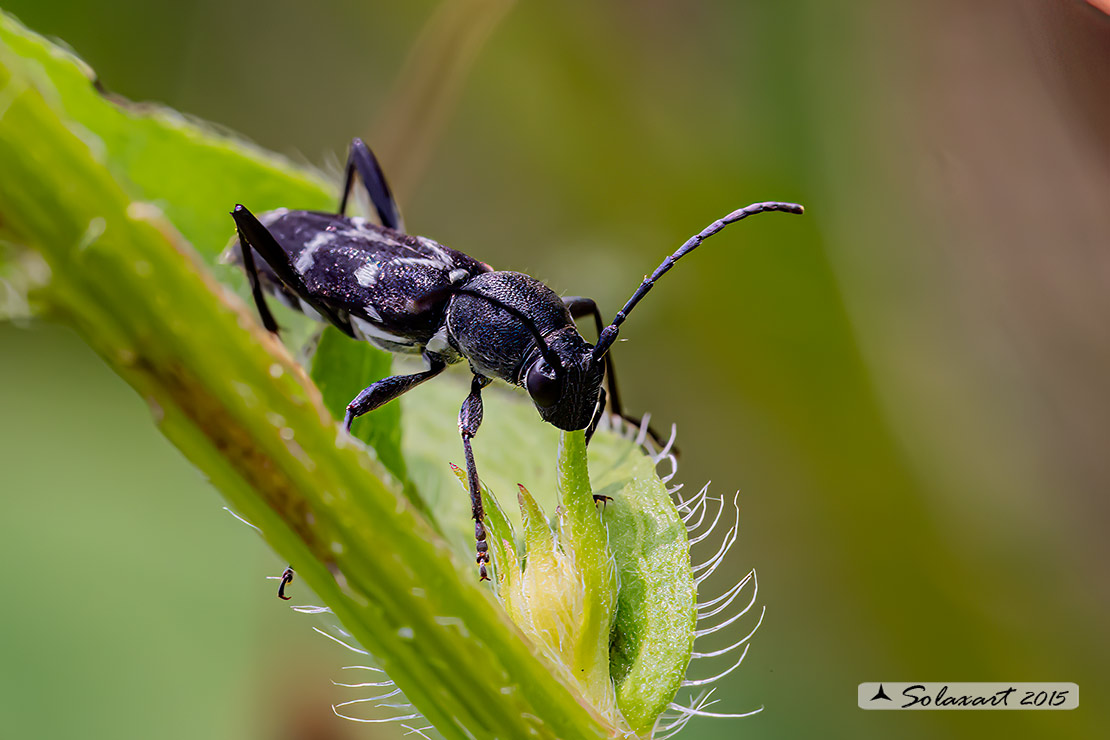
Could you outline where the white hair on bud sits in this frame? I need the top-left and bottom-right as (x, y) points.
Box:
(622, 415), (763, 738)
(301, 615), (430, 730)
(311, 626), (369, 655)
(221, 506), (261, 532)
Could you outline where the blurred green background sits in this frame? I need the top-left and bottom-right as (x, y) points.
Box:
(2, 1), (1108, 738)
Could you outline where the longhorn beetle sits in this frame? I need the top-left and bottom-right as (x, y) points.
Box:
(228, 138), (802, 584)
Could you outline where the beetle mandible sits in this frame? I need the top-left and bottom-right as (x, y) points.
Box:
(228, 138), (803, 582)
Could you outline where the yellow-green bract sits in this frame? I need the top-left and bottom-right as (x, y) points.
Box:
(440, 385), (698, 736)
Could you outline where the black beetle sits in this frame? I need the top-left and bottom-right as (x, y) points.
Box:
(228, 138), (802, 583)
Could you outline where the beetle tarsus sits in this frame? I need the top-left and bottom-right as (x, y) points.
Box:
(343, 355), (446, 432)
(477, 534), (491, 581)
(277, 567), (294, 600)
(460, 375), (493, 580)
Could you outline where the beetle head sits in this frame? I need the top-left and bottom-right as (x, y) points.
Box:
(523, 328), (604, 431)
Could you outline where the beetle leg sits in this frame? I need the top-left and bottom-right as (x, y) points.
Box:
(459, 374), (493, 581)
(585, 386), (606, 445)
(585, 389), (613, 506)
(343, 356), (447, 431)
(234, 219), (281, 335)
(232, 205), (356, 338)
(277, 567), (294, 600)
(564, 295), (675, 454)
(338, 138), (404, 232)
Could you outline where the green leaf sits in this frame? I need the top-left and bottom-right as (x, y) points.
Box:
(0, 11), (335, 261)
(593, 434), (698, 735)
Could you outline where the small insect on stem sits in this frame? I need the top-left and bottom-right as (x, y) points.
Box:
(227, 137), (803, 583)
(278, 566), (295, 600)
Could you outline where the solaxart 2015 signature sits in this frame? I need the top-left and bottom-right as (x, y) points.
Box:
(858, 682), (1078, 710)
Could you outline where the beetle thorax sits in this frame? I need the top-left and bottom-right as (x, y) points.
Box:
(445, 271), (603, 430)
(445, 271), (573, 382)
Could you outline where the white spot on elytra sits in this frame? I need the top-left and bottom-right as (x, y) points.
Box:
(394, 256), (447, 269)
(354, 262), (380, 287)
(397, 627), (414, 640)
(295, 231), (333, 273)
(280, 427), (295, 441)
(416, 236), (452, 263)
(448, 268), (468, 283)
(331, 541), (345, 555)
(259, 208), (289, 226)
(269, 363), (283, 378)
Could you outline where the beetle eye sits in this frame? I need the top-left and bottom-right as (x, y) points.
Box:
(526, 361), (563, 409)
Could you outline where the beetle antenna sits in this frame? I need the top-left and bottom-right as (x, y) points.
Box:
(415, 286), (564, 374)
(592, 201), (803, 362)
